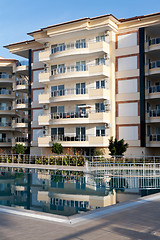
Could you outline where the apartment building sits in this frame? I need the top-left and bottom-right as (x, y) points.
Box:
(4, 12), (160, 156)
(0, 57), (29, 152)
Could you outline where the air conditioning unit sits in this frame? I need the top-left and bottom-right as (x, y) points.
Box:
(44, 63), (48, 72)
(104, 53), (109, 60)
(105, 123), (109, 128)
(44, 63), (48, 68)
(104, 30), (109, 36)
(43, 126), (48, 130)
(105, 123), (111, 129)
(44, 42), (49, 48)
(104, 99), (110, 106)
(43, 105), (49, 110)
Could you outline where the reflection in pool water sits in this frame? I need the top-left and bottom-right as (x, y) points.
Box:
(0, 168), (116, 216)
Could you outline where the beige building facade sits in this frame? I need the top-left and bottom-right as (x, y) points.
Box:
(4, 12), (160, 156)
(0, 57), (29, 152)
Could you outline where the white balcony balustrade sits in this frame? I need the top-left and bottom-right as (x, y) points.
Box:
(148, 109), (160, 117)
(149, 60), (160, 69)
(148, 85), (160, 93)
(149, 134), (160, 141)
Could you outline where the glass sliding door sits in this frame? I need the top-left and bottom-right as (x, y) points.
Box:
(51, 127), (64, 141)
(76, 61), (86, 71)
(76, 83), (86, 94)
(0, 117), (6, 126)
(76, 127), (86, 141)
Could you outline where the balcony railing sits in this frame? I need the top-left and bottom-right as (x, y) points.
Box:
(51, 88), (88, 97)
(51, 65), (87, 75)
(149, 135), (160, 141)
(0, 90), (12, 95)
(149, 60), (160, 69)
(51, 111), (89, 120)
(51, 42), (87, 54)
(149, 38), (160, 46)
(148, 110), (160, 117)
(148, 85), (160, 93)
(0, 106), (12, 111)
(51, 135), (87, 142)
(15, 98), (28, 104)
(15, 137), (28, 143)
(51, 134), (107, 142)
(0, 122), (12, 127)
(0, 74), (12, 79)
(16, 61), (29, 67)
(15, 118), (28, 123)
(0, 138), (11, 143)
(16, 79), (28, 86)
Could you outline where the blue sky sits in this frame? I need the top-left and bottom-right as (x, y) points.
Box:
(0, 0), (159, 59)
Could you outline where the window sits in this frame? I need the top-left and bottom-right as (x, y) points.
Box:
(51, 43), (65, 54)
(33, 89), (44, 102)
(57, 64), (65, 74)
(75, 39), (86, 48)
(147, 125), (151, 137)
(51, 128), (64, 141)
(33, 109), (44, 121)
(33, 70), (44, 83)
(76, 83), (86, 94)
(147, 102), (151, 113)
(96, 80), (105, 89)
(51, 65), (57, 75)
(76, 61), (86, 71)
(76, 127), (86, 141)
(51, 85), (64, 97)
(95, 58), (105, 65)
(96, 126), (105, 136)
(0, 117), (6, 126)
(51, 106), (64, 114)
(95, 103), (105, 112)
(33, 51), (40, 63)
(96, 35), (105, 42)
(51, 106), (64, 119)
(33, 129), (43, 141)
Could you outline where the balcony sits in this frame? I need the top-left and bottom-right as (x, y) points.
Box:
(0, 122), (14, 131)
(146, 60), (160, 76)
(0, 74), (13, 84)
(39, 41), (109, 63)
(38, 135), (109, 147)
(38, 111), (109, 125)
(12, 118), (28, 128)
(13, 79), (28, 92)
(14, 137), (28, 146)
(39, 87), (109, 104)
(146, 110), (160, 123)
(146, 38), (160, 52)
(146, 134), (160, 147)
(0, 90), (15, 99)
(15, 61), (29, 73)
(0, 138), (12, 147)
(13, 98), (28, 110)
(0, 106), (16, 116)
(146, 85), (160, 99)
(39, 64), (109, 83)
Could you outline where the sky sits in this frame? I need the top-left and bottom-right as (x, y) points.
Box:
(0, 0), (159, 60)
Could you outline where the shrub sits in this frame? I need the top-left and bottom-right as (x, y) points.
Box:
(12, 144), (27, 154)
(109, 137), (128, 156)
(51, 143), (63, 154)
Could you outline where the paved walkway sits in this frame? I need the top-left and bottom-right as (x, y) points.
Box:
(0, 193), (160, 240)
